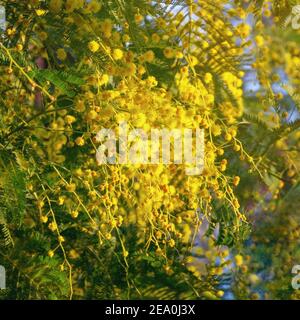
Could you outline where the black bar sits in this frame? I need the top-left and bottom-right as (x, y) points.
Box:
(0, 300), (297, 318)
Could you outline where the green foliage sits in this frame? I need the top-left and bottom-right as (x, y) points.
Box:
(30, 69), (85, 97)
(0, 152), (27, 230)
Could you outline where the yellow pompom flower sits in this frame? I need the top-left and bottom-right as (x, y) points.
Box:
(35, 9), (47, 16)
(176, 51), (184, 59)
(206, 94), (214, 105)
(212, 124), (222, 136)
(134, 14), (144, 24)
(66, 183), (76, 192)
(163, 47), (174, 59)
(69, 249), (80, 259)
(138, 65), (146, 75)
(189, 55), (199, 67)
(123, 250), (129, 257)
(264, 9), (271, 17)
(143, 50), (155, 63)
(122, 34), (130, 42)
(146, 76), (158, 88)
(233, 176), (240, 186)
(40, 215), (48, 224)
(204, 72), (213, 84)
(16, 44), (23, 52)
(65, 0), (84, 13)
(225, 133), (232, 141)
(48, 250), (55, 258)
(75, 100), (86, 112)
(234, 254), (243, 267)
(56, 48), (67, 61)
(49, 0), (63, 12)
(123, 62), (136, 76)
(75, 137), (85, 146)
(255, 35), (264, 47)
(71, 210), (79, 219)
(217, 290), (224, 298)
(86, 0), (102, 14)
(151, 33), (160, 43)
(48, 222), (57, 232)
(88, 40), (100, 53)
(58, 196), (65, 206)
(113, 48), (124, 60)
(87, 110), (98, 120)
(39, 31), (48, 41)
(169, 239), (176, 248)
(65, 115), (76, 125)
(98, 74), (110, 86)
(236, 23), (251, 38)
(100, 19), (113, 38)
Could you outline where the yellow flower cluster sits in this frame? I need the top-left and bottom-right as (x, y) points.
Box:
(6, 0), (298, 300)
